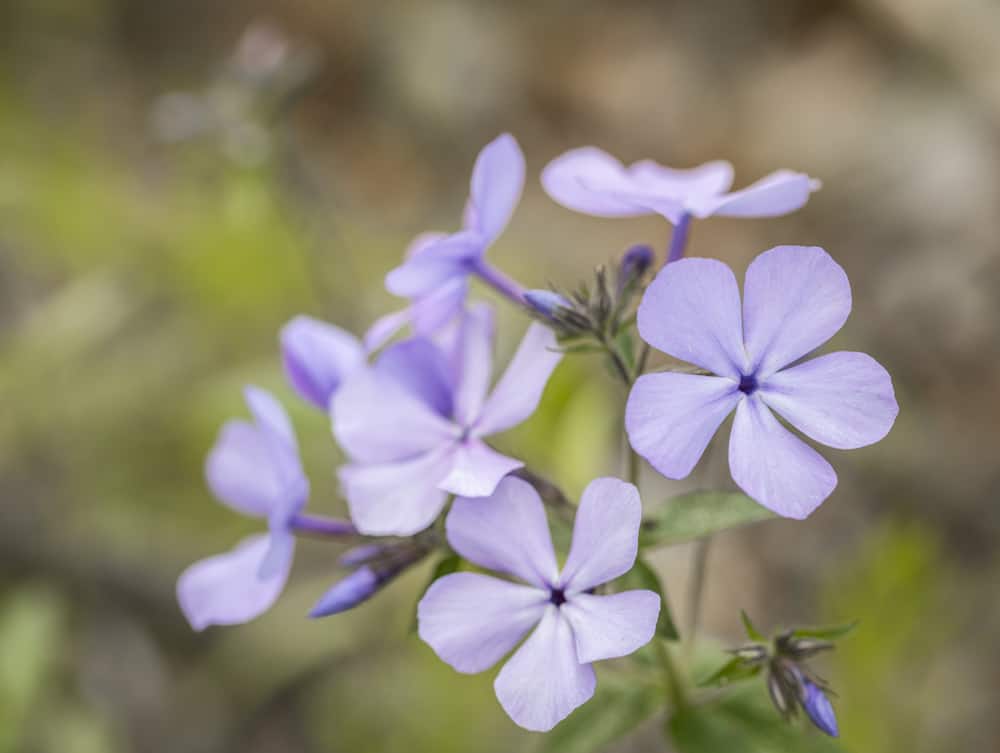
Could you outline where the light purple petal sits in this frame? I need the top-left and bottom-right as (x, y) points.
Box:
(561, 591), (660, 663)
(206, 421), (290, 517)
(468, 133), (525, 244)
(363, 308), (410, 353)
(244, 386), (297, 449)
(760, 351), (898, 450)
(626, 372), (740, 480)
(629, 159), (734, 198)
(728, 395), (837, 519)
(446, 475), (560, 589)
(374, 338), (455, 418)
(280, 316), (365, 409)
(418, 572), (547, 674)
(332, 363), (457, 465)
(541, 147), (656, 217)
(637, 258), (747, 379)
(494, 607), (596, 732)
(438, 440), (522, 497)
(688, 170), (820, 219)
(742, 246), (851, 378)
(176, 533), (292, 631)
(475, 323), (562, 436)
(338, 448), (455, 536)
(452, 304), (495, 426)
(384, 231), (483, 298)
(560, 477), (642, 592)
(405, 231), (449, 259)
(410, 278), (468, 336)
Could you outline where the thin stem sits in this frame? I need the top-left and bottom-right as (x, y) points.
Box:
(289, 513), (357, 538)
(666, 212), (692, 265)
(653, 637), (689, 709)
(472, 260), (528, 306)
(685, 537), (712, 663)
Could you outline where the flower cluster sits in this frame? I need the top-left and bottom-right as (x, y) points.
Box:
(178, 133), (898, 737)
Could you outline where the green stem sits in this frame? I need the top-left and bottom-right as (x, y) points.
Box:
(653, 637), (688, 708)
(685, 537), (712, 663)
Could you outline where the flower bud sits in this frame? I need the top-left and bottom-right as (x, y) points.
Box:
(801, 679), (839, 737)
(309, 567), (380, 617)
(618, 244), (654, 285)
(524, 290), (572, 319)
(338, 543), (385, 567)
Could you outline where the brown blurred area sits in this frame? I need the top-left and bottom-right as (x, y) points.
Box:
(1, 1), (999, 752)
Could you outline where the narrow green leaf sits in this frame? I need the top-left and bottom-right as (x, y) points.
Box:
(790, 620), (859, 641)
(614, 558), (680, 641)
(540, 681), (662, 753)
(697, 656), (763, 688)
(640, 491), (775, 548)
(408, 554), (461, 633)
(740, 610), (766, 642)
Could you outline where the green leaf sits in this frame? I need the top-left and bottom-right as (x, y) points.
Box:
(614, 558), (680, 640)
(697, 656), (763, 688)
(790, 620), (859, 641)
(741, 610), (766, 642)
(540, 680), (662, 753)
(641, 491), (775, 548)
(409, 554), (461, 633)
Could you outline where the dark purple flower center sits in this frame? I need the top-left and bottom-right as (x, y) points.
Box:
(738, 373), (759, 395)
(549, 588), (567, 606)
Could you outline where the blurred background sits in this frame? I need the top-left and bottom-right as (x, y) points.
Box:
(1, 1), (998, 751)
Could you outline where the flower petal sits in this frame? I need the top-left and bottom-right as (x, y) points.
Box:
(560, 477), (643, 592)
(468, 133), (525, 244)
(475, 322), (562, 436)
(438, 440), (522, 497)
(742, 245), (851, 378)
(176, 533), (292, 631)
(205, 421), (296, 517)
(280, 316), (365, 409)
(761, 351), (898, 450)
(629, 159), (734, 198)
(418, 572), (547, 674)
(385, 232), (482, 298)
(363, 308), (410, 353)
(637, 258), (747, 379)
(494, 607), (596, 732)
(561, 591), (660, 663)
(244, 386), (297, 449)
(332, 360), (457, 465)
(687, 170), (819, 219)
(373, 338), (455, 419)
(626, 372), (740, 480)
(728, 395), (837, 519)
(338, 448), (455, 536)
(541, 147), (655, 217)
(446, 475), (560, 589)
(452, 304), (495, 426)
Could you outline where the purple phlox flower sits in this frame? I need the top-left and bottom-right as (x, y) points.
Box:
(384, 134), (525, 300)
(801, 677), (839, 737)
(177, 387), (309, 630)
(364, 232), (470, 353)
(417, 476), (661, 732)
(625, 245), (898, 519)
(281, 315), (366, 410)
(542, 147), (819, 226)
(332, 305), (562, 536)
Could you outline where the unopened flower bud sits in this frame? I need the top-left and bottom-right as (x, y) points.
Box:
(524, 290), (572, 319)
(801, 679), (839, 737)
(338, 543), (384, 568)
(309, 566), (380, 617)
(618, 244), (654, 285)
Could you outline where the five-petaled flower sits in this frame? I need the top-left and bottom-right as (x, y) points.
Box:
(332, 306), (562, 536)
(626, 245), (898, 519)
(177, 387), (309, 629)
(418, 476), (660, 731)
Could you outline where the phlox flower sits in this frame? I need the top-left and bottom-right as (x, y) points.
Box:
(418, 476), (660, 731)
(280, 315), (365, 410)
(625, 245), (898, 518)
(177, 387), (308, 629)
(332, 306), (562, 536)
(385, 133), (526, 300)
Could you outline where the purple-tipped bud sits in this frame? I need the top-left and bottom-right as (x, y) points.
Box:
(802, 680), (839, 737)
(338, 543), (384, 568)
(524, 290), (572, 319)
(619, 244), (654, 282)
(309, 567), (379, 617)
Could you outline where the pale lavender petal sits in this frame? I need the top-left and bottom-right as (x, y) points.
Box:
(332, 364), (457, 465)
(405, 231), (449, 259)
(338, 448), (455, 536)
(468, 133), (525, 244)
(385, 232), (482, 298)
(410, 278), (468, 336)
(560, 477), (642, 592)
(626, 372), (740, 479)
(561, 591), (660, 663)
(688, 170), (820, 219)
(742, 246), (851, 378)
(629, 159), (734, 198)
(177, 533), (292, 631)
(452, 304), (495, 426)
(729, 395), (837, 519)
(541, 147), (654, 217)
(374, 338), (454, 418)
(258, 528), (295, 580)
(475, 323), (562, 436)
(761, 351), (898, 450)
(206, 421), (285, 517)
(446, 476), (559, 589)
(637, 258), (747, 379)
(438, 440), (522, 497)
(244, 386), (297, 449)
(418, 572), (547, 673)
(363, 308), (410, 353)
(280, 316), (364, 409)
(494, 607), (596, 732)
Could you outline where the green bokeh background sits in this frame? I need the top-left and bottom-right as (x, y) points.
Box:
(1, 1), (998, 751)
